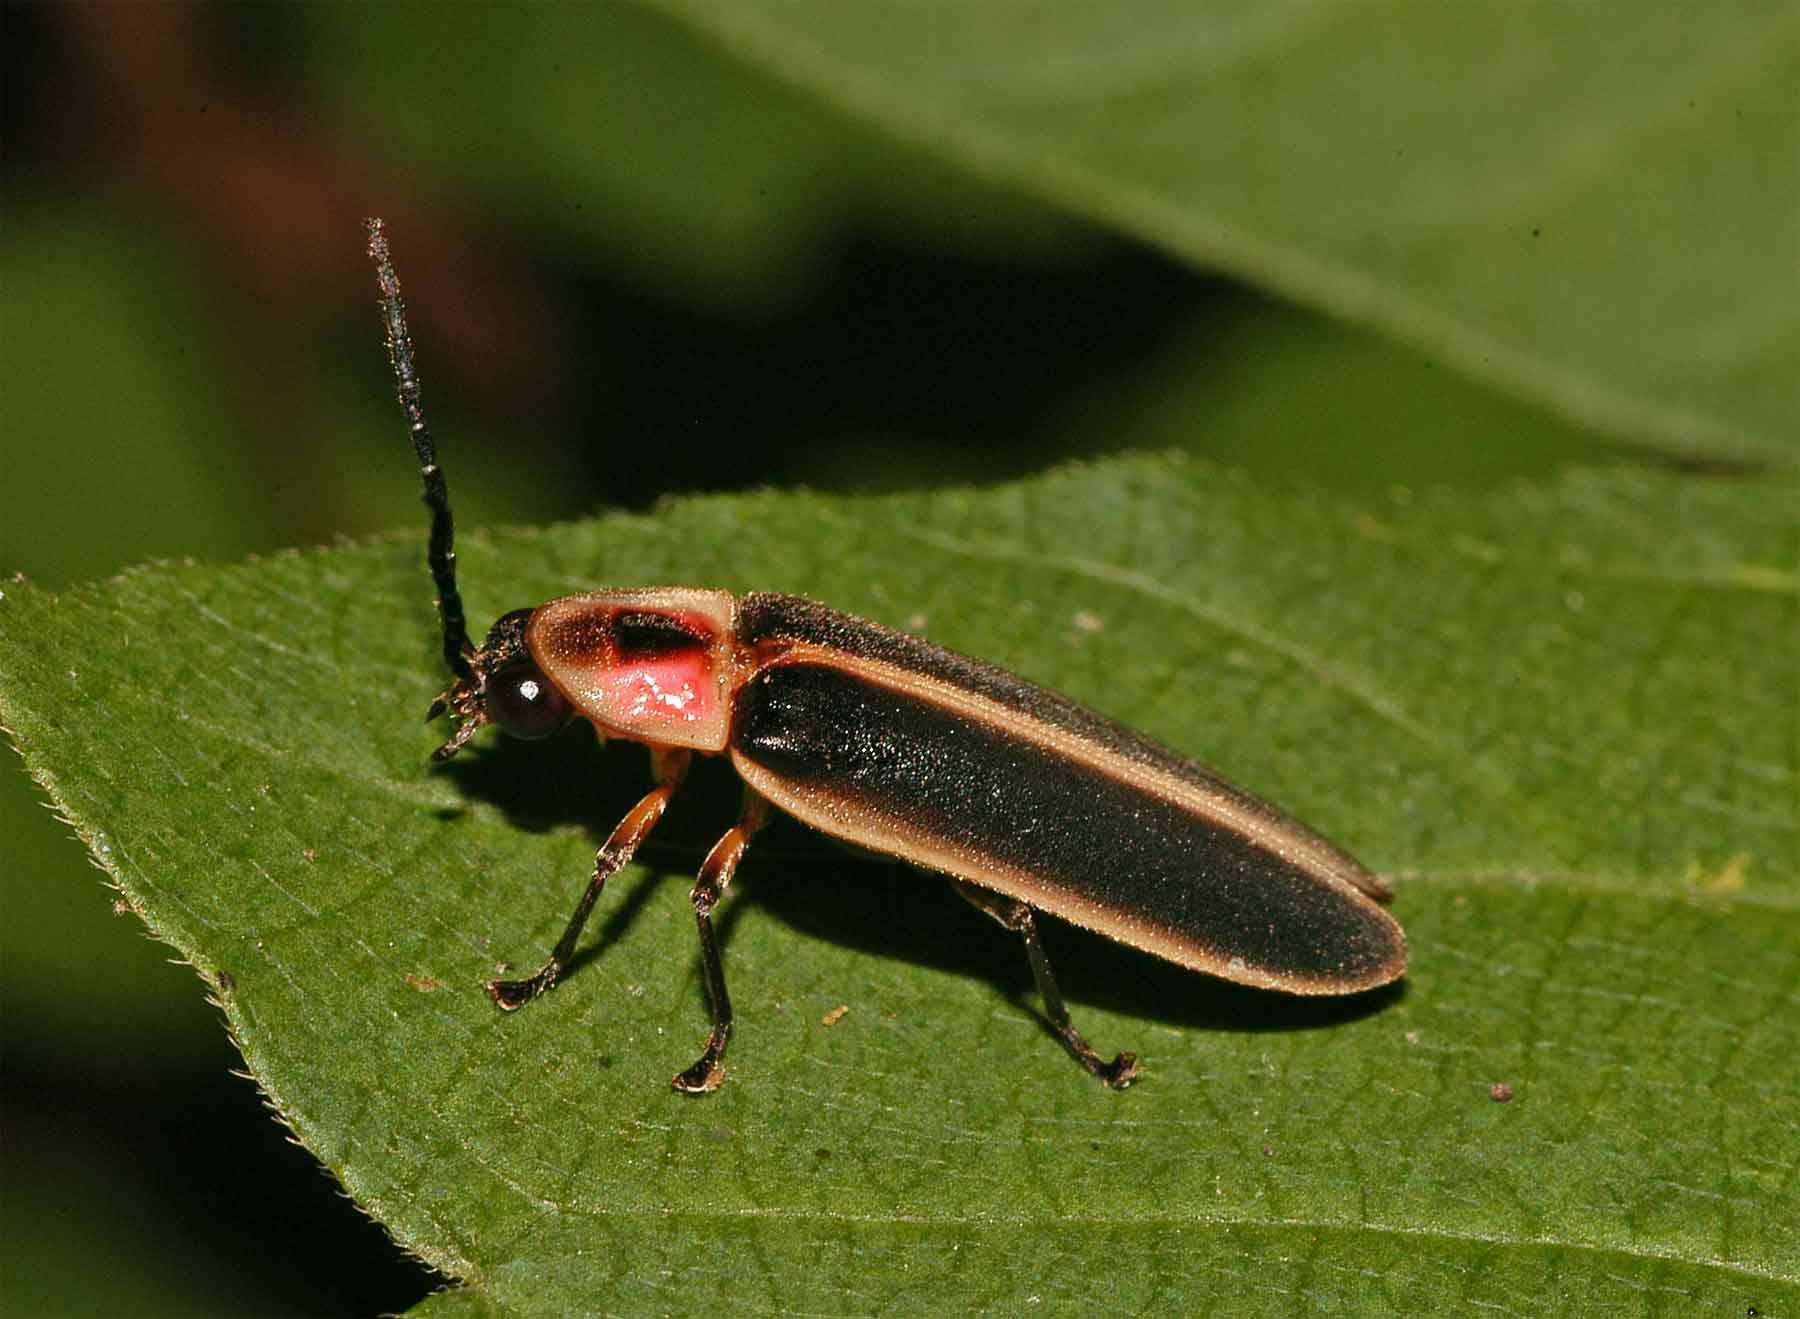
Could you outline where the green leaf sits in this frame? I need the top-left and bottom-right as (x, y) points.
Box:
(645, 0), (1799, 465)
(1, 457), (1794, 1316)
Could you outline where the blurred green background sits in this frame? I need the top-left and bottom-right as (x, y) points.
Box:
(3, 4), (1773, 1315)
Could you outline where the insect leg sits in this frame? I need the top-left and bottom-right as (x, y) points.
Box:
(949, 879), (1139, 1089)
(672, 791), (772, 1095)
(487, 747), (691, 1010)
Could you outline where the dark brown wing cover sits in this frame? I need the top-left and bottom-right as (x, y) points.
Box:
(730, 597), (1406, 994)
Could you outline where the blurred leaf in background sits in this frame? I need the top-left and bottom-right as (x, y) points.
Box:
(2, 2), (1792, 1316)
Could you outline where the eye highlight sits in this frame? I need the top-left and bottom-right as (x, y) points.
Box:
(487, 660), (571, 740)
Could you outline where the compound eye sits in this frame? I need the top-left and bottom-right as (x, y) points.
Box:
(486, 660), (571, 740)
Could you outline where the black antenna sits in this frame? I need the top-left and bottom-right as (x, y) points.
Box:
(365, 218), (472, 680)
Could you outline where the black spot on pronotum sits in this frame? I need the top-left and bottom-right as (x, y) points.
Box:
(613, 610), (709, 659)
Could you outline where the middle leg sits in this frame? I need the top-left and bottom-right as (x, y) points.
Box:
(671, 790), (772, 1094)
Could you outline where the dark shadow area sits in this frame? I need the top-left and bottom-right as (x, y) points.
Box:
(1, 1029), (439, 1316)
(434, 724), (1405, 1046)
(432, 721), (746, 847)
(433, 725), (759, 986)
(1601, 441), (1771, 479)
(467, 215), (1598, 513)
(738, 822), (1408, 1039)
(536, 228), (1207, 510)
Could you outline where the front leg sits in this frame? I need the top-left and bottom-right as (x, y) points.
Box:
(488, 747), (690, 1009)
